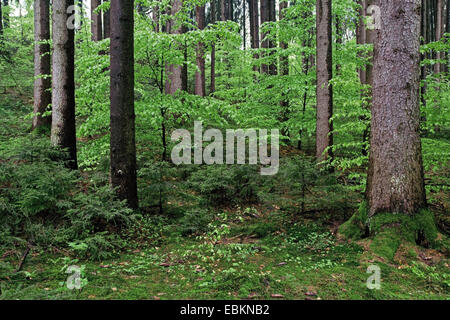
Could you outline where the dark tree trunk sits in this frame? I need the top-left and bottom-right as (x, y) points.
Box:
(210, 0), (216, 94)
(268, 0), (276, 75)
(91, 0), (102, 41)
(33, 0), (52, 131)
(260, 0), (269, 74)
(110, 0), (138, 209)
(195, 5), (206, 96)
(165, 0), (183, 95)
(51, 0), (77, 170)
(249, 0), (260, 73)
(366, 0), (426, 217)
(315, 0), (333, 162)
(279, 0), (289, 139)
(103, 0), (110, 39)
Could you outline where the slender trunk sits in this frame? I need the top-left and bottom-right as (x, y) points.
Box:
(279, 0), (289, 139)
(367, 0), (426, 216)
(91, 0), (102, 41)
(434, 0), (443, 73)
(268, 0), (276, 75)
(33, 0), (52, 131)
(315, 0), (333, 162)
(110, 0), (138, 209)
(260, 0), (268, 73)
(103, 0), (110, 39)
(210, 0), (216, 93)
(195, 5), (206, 96)
(51, 0), (77, 169)
(249, 0), (260, 73)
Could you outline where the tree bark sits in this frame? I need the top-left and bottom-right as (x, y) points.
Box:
(434, 0), (443, 73)
(315, 0), (333, 162)
(249, 0), (260, 73)
(165, 0), (183, 95)
(260, 0), (268, 74)
(195, 5), (206, 97)
(366, 0), (426, 217)
(210, 0), (216, 94)
(103, 0), (110, 39)
(51, 0), (77, 169)
(33, 0), (52, 131)
(279, 0), (289, 138)
(110, 0), (138, 209)
(91, 0), (102, 41)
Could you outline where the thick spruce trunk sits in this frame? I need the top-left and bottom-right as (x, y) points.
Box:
(366, 0), (427, 217)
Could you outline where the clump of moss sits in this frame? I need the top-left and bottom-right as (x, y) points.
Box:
(368, 209), (439, 261)
(338, 201), (369, 240)
(339, 205), (440, 261)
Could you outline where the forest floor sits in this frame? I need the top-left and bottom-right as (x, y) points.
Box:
(1, 208), (449, 300)
(0, 94), (449, 300)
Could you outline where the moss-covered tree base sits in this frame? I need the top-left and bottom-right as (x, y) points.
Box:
(338, 202), (440, 260)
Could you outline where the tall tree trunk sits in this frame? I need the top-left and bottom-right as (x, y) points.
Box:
(315, 0), (333, 162)
(366, 0), (426, 217)
(51, 0), (77, 170)
(91, 0), (102, 41)
(260, 0), (269, 73)
(195, 5), (206, 96)
(434, 0), (443, 73)
(103, 0), (110, 39)
(110, 0), (138, 209)
(221, 0), (226, 21)
(210, 0), (216, 94)
(279, 0), (289, 139)
(268, 0), (276, 75)
(165, 0), (183, 95)
(420, 0), (427, 109)
(33, 0), (52, 131)
(249, 0), (260, 73)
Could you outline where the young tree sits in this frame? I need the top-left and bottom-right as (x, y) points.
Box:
(366, 0), (427, 217)
(110, 0), (138, 209)
(51, 0), (77, 169)
(32, 0), (51, 131)
(315, 0), (333, 162)
(91, 0), (102, 41)
(195, 4), (206, 96)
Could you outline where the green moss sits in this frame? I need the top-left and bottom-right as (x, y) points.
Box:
(367, 209), (439, 261)
(339, 204), (439, 260)
(338, 201), (369, 240)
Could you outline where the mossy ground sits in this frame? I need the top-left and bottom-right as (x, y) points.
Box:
(1, 208), (448, 300)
